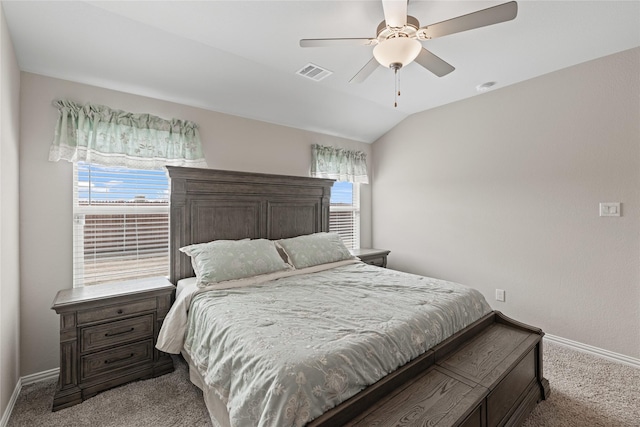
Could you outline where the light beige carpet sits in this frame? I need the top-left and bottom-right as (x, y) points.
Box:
(7, 356), (213, 427)
(521, 341), (639, 427)
(7, 341), (640, 426)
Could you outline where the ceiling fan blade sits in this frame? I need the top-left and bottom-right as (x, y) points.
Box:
(382, 0), (408, 27)
(300, 38), (376, 48)
(414, 48), (455, 77)
(349, 57), (380, 84)
(419, 1), (517, 40)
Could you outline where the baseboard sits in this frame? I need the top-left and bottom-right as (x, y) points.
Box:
(544, 334), (640, 369)
(0, 368), (58, 427)
(0, 378), (21, 427)
(21, 367), (59, 386)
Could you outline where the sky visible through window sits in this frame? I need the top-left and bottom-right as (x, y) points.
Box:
(77, 163), (169, 203)
(78, 163), (353, 205)
(331, 181), (352, 205)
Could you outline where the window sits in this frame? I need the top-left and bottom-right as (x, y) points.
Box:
(330, 181), (360, 249)
(73, 162), (169, 287)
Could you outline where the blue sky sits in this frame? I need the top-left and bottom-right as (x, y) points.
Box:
(76, 163), (169, 202)
(77, 163), (353, 205)
(331, 181), (354, 205)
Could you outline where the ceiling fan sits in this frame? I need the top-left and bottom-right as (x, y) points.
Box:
(300, 1), (518, 89)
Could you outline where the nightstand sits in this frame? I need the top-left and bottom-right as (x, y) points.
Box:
(51, 276), (175, 411)
(351, 248), (390, 268)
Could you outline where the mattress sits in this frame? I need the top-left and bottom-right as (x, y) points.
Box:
(160, 262), (491, 427)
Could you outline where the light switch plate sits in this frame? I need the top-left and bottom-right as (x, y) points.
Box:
(599, 202), (621, 217)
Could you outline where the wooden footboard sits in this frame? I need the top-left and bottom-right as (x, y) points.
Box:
(309, 311), (549, 427)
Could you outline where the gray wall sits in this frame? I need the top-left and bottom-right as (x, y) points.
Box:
(18, 72), (372, 376)
(372, 47), (640, 359)
(0, 3), (20, 419)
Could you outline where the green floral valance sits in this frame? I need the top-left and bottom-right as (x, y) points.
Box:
(310, 144), (369, 184)
(49, 100), (208, 170)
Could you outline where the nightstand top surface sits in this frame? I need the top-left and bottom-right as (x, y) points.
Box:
(350, 248), (390, 257)
(52, 276), (174, 309)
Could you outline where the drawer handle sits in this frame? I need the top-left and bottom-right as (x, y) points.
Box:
(104, 353), (135, 364)
(104, 328), (135, 337)
(116, 309), (124, 314)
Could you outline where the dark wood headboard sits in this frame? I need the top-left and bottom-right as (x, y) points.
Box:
(167, 166), (334, 284)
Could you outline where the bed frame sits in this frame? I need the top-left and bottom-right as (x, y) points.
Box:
(167, 166), (550, 427)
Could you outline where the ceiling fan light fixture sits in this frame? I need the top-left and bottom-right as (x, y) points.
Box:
(373, 37), (422, 68)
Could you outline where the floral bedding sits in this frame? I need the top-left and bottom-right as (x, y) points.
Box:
(179, 262), (492, 427)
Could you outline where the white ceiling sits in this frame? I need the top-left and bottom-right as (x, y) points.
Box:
(3, 1), (639, 143)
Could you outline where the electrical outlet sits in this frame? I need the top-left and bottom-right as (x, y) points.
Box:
(495, 289), (506, 302)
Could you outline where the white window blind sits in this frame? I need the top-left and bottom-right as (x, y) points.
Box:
(73, 162), (170, 287)
(330, 182), (360, 249)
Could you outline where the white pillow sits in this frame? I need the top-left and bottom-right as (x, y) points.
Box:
(180, 239), (291, 287)
(276, 232), (355, 269)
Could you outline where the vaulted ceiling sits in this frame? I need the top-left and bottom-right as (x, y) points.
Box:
(4, 1), (639, 142)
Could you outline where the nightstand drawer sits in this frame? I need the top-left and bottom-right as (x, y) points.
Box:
(81, 314), (154, 353)
(81, 339), (154, 381)
(77, 298), (156, 325)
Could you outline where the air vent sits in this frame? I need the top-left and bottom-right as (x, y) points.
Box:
(296, 63), (332, 82)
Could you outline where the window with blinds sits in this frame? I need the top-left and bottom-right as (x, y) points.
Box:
(330, 182), (360, 249)
(73, 162), (170, 287)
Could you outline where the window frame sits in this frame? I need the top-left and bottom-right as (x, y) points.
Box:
(72, 162), (170, 287)
(329, 181), (360, 250)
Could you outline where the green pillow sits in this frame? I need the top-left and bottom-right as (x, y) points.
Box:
(180, 239), (291, 286)
(276, 232), (354, 269)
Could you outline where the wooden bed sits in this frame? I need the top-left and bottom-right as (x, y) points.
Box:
(167, 166), (550, 427)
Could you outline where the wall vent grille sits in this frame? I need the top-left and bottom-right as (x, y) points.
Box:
(296, 63), (332, 81)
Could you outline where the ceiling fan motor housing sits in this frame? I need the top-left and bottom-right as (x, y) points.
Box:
(376, 15), (420, 41)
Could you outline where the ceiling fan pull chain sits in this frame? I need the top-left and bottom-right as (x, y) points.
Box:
(394, 67), (399, 108)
